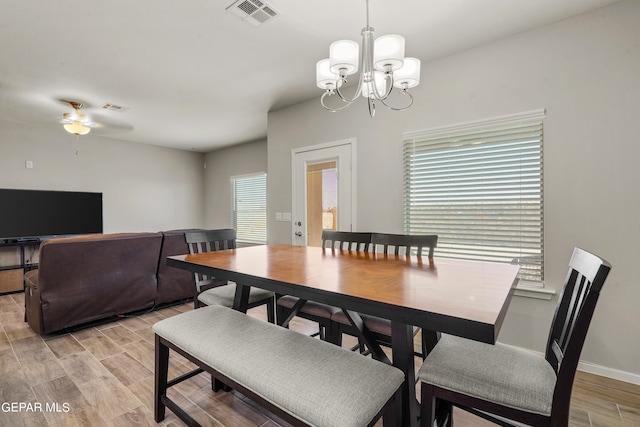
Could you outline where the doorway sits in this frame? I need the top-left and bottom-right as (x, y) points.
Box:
(291, 140), (355, 246)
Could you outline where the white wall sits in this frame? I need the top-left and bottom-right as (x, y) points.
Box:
(203, 139), (267, 229)
(0, 120), (205, 232)
(267, 0), (640, 379)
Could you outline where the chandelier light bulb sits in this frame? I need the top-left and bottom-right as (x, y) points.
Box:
(329, 40), (359, 76)
(373, 35), (405, 71)
(317, 59), (337, 89)
(393, 57), (421, 89)
(362, 71), (387, 98)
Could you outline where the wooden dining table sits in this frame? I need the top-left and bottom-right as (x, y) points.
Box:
(167, 244), (520, 427)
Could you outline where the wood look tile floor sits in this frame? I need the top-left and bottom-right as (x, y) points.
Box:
(1, 292), (639, 426)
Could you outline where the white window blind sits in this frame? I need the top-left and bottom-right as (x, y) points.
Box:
(403, 111), (544, 282)
(231, 173), (267, 244)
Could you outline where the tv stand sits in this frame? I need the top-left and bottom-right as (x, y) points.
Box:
(0, 240), (40, 294)
(14, 237), (41, 243)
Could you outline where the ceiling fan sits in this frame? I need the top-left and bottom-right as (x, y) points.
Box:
(59, 99), (103, 135)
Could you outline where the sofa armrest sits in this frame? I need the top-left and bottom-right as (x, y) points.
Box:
(24, 269), (38, 290)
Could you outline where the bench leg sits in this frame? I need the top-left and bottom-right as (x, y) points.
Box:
(382, 387), (402, 427)
(391, 321), (418, 427)
(212, 377), (228, 392)
(266, 297), (276, 324)
(276, 300), (287, 327)
(326, 321), (343, 346)
(154, 335), (169, 422)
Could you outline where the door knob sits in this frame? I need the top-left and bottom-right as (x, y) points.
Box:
(295, 232), (303, 237)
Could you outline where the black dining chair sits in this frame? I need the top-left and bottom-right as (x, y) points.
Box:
(330, 232), (438, 356)
(321, 230), (373, 251)
(184, 229), (276, 323)
(418, 247), (611, 427)
(276, 230), (372, 340)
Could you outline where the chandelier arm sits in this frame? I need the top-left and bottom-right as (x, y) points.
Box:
(379, 89), (415, 111)
(335, 76), (363, 104)
(321, 90), (355, 112)
(372, 71), (394, 101)
(384, 73), (394, 99)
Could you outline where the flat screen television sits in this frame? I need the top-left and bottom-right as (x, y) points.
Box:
(0, 188), (103, 241)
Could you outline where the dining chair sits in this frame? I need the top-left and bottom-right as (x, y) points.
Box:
(184, 229), (276, 323)
(276, 230), (372, 340)
(330, 233), (438, 356)
(321, 230), (373, 251)
(418, 247), (611, 427)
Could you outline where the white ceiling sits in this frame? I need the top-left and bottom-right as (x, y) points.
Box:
(0, 0), (620, 152)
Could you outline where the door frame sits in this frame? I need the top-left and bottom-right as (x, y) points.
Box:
(291, 138), (357, 246)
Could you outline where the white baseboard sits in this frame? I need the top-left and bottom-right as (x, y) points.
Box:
(578, 360), (640, 386)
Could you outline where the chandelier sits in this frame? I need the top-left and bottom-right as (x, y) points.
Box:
(316, 0), (421, 117)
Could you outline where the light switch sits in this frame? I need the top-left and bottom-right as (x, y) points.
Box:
(282, 212), (292, 221)
(25, 160), (34, 169)
(275, 212), (283, 221)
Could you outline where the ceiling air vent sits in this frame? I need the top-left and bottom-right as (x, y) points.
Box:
(226, 0), (279, 27)
(102, 103), (129, 112)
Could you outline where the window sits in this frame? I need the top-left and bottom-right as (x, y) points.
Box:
(231, 173), (267, 244)
(403, 110), (544, 282)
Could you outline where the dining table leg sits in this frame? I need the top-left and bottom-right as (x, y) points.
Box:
(341, 310), (391, 365)
(391, 321), (418, 427)
(232, 282), (251, 312)
(278, 298), (308, 328)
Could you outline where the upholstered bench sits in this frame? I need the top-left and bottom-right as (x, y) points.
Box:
(153, 305), (405, 427)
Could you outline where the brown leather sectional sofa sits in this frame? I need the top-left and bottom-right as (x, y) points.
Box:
(24, 230), (202, 335)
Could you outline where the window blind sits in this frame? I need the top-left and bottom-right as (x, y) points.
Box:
(231, 173), (267, 244)
(403, 112), (544, 282)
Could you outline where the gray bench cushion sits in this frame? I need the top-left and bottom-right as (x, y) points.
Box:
(153, 305), (404, 427)
(197, 282), (274, 307)
(418, 334), (557, 416)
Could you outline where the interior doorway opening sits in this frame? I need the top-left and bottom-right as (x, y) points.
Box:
(306, 161), (337, 247)
(291, 139), (354, 247)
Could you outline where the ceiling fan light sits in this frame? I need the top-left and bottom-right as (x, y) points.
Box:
(64, 120), (91, 135)
(329, 40), (359, 75)
(393, 57), (421, 89)
(374, 35), (405, 71)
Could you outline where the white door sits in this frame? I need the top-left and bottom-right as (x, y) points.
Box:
(292, 140), (355, 246)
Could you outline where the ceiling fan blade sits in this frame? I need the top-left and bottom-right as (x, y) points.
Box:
(85, 113), (134, 134)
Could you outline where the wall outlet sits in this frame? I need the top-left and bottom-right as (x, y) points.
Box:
(25, 160), (34, 169)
